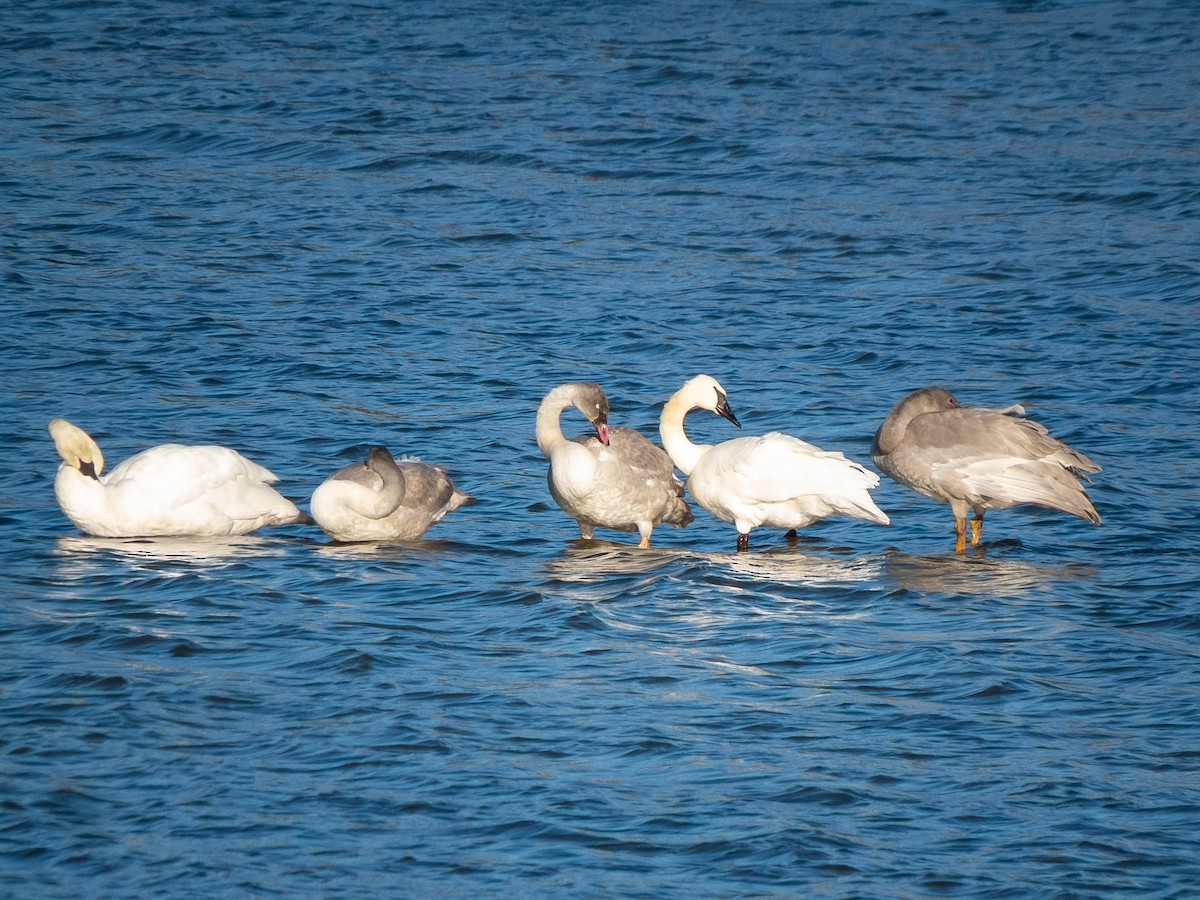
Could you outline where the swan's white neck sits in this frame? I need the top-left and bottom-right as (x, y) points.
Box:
(659, 392), (708, 476)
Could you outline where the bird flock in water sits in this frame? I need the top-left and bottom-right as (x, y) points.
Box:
(48, 375), (1101, 555)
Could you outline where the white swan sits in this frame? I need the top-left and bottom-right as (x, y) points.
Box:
(536, 382), (692, 547)
(48, 418), (307, 537)
(872, 386), (1101, 553)
(310, 445), (472, 542)
(659, 375), (890, 552)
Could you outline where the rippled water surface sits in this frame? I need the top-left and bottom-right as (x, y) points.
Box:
(3, 1), (1199, 896)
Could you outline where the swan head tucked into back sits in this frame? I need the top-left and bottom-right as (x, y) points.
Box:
(310, 442), (472, 542)
(47, 416), (307, 538)
(871, 385), (959, 456)
(49, 418), (105, 479)
(363, 445), (404, 490)
(872, 385), (1100, 552)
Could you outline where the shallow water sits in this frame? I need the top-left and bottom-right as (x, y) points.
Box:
(2, 0), (1199, 896)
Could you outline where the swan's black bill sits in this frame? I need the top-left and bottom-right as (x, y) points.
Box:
(715, 396), (740, 428)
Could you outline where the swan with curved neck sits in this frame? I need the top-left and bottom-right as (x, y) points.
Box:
(872, 386), (1100, 552)
(47, 418), (307, 537)
(536, 382), (691, 547)
(310, 444), (472, 542)
(660, 375), (889, 552)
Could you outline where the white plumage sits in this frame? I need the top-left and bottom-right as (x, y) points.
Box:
(659, 375), (889, 551)
(47, 418), (306, 538)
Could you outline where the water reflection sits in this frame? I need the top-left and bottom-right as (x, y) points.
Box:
(54, 534), (288, 563)
(720, 546), (886, 586)
(544, 540), (885, 587)
(312, 537), (467, 560)
(883, 548), (1098, 597)
(542, 539), (683, 582)
(543, 539), (1098, 599)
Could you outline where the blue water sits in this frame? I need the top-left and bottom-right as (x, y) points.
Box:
(2, 0), (1199, 896)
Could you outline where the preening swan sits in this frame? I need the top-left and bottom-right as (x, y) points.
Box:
(659, 375), (889, 552)
(536, 382), (692, 548)
(310, 445), (472, 542)
(871, 386), (1100, 553)
(47, 418), (307, 537)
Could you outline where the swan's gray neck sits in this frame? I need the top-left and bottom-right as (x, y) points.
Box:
(367, 446), (405, 500)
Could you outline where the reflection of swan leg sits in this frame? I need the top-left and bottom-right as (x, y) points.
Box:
(578, 522), (595, 539)
(737, 532), (750, 553)
(784, 529), (798, 542)
(954, 518), (967, 554)
(970, 513), (984, 547)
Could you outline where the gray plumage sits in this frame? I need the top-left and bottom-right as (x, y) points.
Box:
(555, 425), (694, 535)
(536, 382), (692, 547)
(872, 386), (1100, 552)
(310, 445), (472, 542)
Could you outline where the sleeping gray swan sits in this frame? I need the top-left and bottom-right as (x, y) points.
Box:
(47, 418), (307, 537)
(536, 382), (692, 548)
(309, 445), (472, 542)
(871, 386), (1101, 553)
(659, 375), (889, 552)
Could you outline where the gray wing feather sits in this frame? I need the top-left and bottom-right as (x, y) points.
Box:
(563, 427), (692, 529)
(890, 408), (1100, 521)
(396, 461), (460, 512)
(328, 460), (386, 491)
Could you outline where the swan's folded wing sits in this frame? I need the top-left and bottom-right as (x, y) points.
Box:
(713, 433), (879, 503)
(106, 445), (279, 504)
(396, 460), (457, 512)
(914, 409), (1101, 490)
(100, 444), (301, 531)
(606, 428), (684, 491)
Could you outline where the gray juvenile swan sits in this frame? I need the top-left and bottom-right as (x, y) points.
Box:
(871, 386), (1101, 553)
(48, 418), (307, 537)
(659, 375), (889, 553)
(536, 382), (692, 548)
(310, 445), (472, 542)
